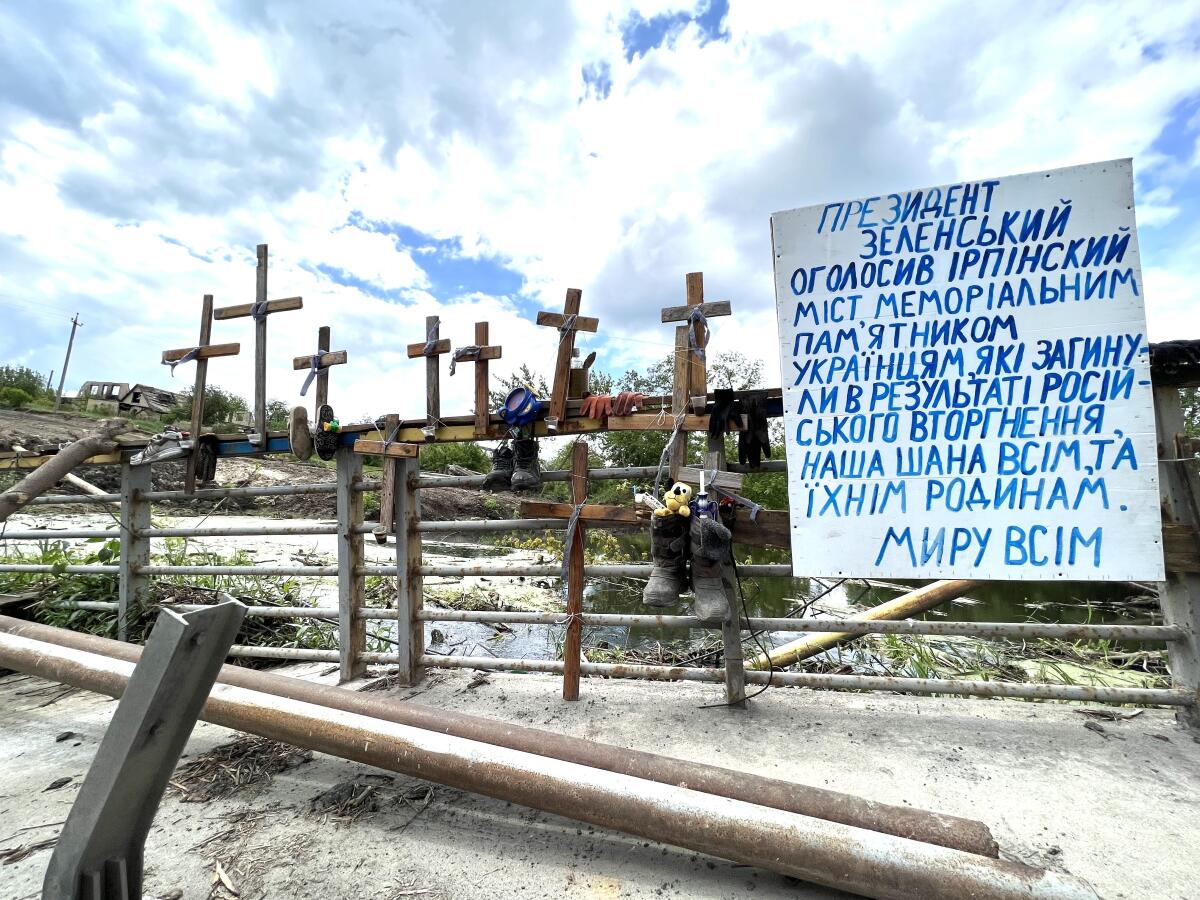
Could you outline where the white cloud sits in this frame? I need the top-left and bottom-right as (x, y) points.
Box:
(1, 0), (1197, 429)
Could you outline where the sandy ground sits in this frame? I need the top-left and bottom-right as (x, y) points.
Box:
(1, 664), (1198, 900)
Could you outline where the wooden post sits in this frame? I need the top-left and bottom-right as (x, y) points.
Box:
(406, 315), (452, 438)
(536, 289), (599, 430)
(162, 299), (240, 494)
(562, 440), (589, 701)
(450, 321), (502, 437)
(186, 296), (213, 493)
(1155, 386), (1200, 726)
(668, 326), (690, 479)
(395, 456), (423, 684)
(213, 244), (303, 447)
(375, 414), (399, 542)
(336, 446), (365, 682)
(118, 459), (151, 643)
(707, 435), (747, 708)
(685, 272), (708, 399)
(291, 326), (347, 418)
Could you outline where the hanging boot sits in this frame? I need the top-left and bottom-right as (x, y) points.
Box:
(289, 406), (313, 461)
(315, 404), (339, 461)
(483, 443), (515, 492)
(642, 513), (688, 608)
(689, 514), (732, 624)
(510, 437), (542, 492)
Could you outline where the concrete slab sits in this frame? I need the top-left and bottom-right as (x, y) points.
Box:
(1, 666), (1197, 899)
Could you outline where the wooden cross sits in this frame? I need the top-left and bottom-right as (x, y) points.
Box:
(161, 294), (240, 492)
(406, 314), (452, 439)
(214, 244), (303, 447)
(536, 288), (598, 430)
(449, 321), (502, 437)
(662, 272), (731, 477)
(292, 326), (348, 417)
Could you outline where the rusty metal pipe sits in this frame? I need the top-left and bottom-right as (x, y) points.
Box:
(0, 614), (999, 857)
(0, 630), (1097, 900)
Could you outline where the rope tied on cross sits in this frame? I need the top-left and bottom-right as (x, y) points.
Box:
(250, 300), (271, 320)
(421, 320), (440, 357)
(299, 349), (326, 396)
(558, 500), (586, 597)
(687, 305), (709, 361)
(162, 348), (200, 376)
(449, 345), (482, 376)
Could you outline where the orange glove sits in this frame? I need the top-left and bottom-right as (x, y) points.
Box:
(611, 391), (646, 416)
(581, 394), (612, 419)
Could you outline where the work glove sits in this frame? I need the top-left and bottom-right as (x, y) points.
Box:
(611, 391), (646, 416)
(708, 389), (740, 440)
(737, 397), (772, 468)
(581, 394), (612, 420)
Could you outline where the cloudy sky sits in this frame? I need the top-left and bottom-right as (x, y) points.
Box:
(1, 0), (1198, 423)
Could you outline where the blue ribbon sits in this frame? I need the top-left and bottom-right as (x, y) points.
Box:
(299, 351), (323, 397)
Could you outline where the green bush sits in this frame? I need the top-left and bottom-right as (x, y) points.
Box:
(418, 442), (491, 473)
(0, 386), (34, 408)
(0, 365), (51, 400)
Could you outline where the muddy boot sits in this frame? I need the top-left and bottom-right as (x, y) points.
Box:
(509, 437), (542, 492)
(483, 443), (515, 492)
(289, 406), (313, 461)
(690, 515), (732, 624)
(315, 404), (339, 461)
(643, 513), (688, 608)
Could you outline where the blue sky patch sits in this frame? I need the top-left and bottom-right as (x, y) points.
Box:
(620, 0), (729, 62)
(582, 61), (613, 100)
(342, 215), (525, 299)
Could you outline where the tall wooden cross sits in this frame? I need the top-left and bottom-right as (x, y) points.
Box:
(214, 244), (302, 447)
(536, 288), (598, 430)
(161, 295), (240, 492)
(661, 272), (731, 477)
(406, 314), (452, 439)
(292, 325), (348, 417)
(450, 321), (502, 436)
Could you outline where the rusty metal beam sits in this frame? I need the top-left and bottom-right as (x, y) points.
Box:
(0, 628), (1096, 900)
(0, 615), (998, 857)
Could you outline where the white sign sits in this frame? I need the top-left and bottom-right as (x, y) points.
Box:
(771, 159), (1163, 580)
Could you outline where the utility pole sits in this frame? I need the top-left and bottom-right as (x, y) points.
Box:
(54, 314), (82, 411)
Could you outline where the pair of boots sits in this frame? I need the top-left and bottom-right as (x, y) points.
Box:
(483, 438), (542, 492)
(290, 405), (339, 461)
(643, 513), (733, 625)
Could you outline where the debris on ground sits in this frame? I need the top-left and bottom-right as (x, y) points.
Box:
(309, 777), (388, 822)
(169, 734), (312, 802)
(1, 836), (58, 865)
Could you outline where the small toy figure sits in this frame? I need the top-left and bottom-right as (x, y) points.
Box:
(662, 482), (693, 517)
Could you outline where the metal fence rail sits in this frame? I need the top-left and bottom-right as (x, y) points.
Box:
(2, 433), (1196, 710)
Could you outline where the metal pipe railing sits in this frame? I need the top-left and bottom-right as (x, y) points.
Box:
(137, 565), (338, 577)
(0, 564), (119, 574)
(413, 609), (1184, 642)
(370, 562), (793, 578)
(0, 529), (121, 540)
(423, 655), (1193, 706)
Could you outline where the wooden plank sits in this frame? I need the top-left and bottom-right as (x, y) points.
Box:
(474, 322), (492, 437)
(425, 315), (441, 428)
(660, 300), (732, 322)
(668, 326), (691, 480)
(161, 343), (239, 362)
(376, 414), (399, 539)
(535, 311), (599, 332)
(405, 339), (451, 358)
(252, 245), (269, 447)
(292, 350), (347, 370)
(212, 296), (303, 319)
(562, 440), (588, 701)
(185, 295), (213, 493)
(118, 460), (151, 642)
(608, 414), (710, 432)
(1164, 523), (1200, 574)
(520, 500), (638, 524)
(547, 289), (583, 425)
(675, 466), (744, 492)
(685, 272), (708, 401)
(395, 457), (423, 684)
(315, 326), (331, 412)
(336, 447), (366, 681)
(351, 439), (419, 458)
